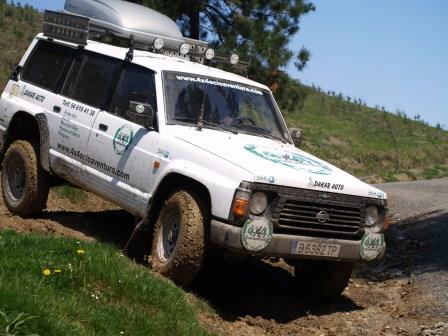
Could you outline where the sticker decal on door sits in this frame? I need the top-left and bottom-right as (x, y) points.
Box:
(113, 124), (134, 155)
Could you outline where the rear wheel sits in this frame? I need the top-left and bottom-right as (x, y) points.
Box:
(150, 190), (205, 285)
(1, 140), (50, 217)
(292, 260), (353, 300)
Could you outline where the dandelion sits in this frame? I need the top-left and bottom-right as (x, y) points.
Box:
(42, 269), (51, 276)
(77, 249), (86, 255)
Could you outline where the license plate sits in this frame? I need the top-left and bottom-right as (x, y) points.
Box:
(291, 241), (341, 258)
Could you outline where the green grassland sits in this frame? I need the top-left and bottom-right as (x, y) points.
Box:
(278, 82), (448, 183)
(0, 231), (209, 336)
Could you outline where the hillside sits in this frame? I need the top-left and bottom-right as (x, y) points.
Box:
(280, 84), (448, 183)
(0, 2), (447, 183)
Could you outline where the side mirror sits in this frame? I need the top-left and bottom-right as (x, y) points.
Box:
(126, 101), (154, 129)
(289, 128), (303, 147)
(10, 64), (22, 82)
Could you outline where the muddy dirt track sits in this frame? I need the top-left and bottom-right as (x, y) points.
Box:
(1, 179), (448, 336)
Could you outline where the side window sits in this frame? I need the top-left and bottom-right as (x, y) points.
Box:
(109, 64), (157, 120)
(21, 40), (74, 91)
(62, 51), (121, 108)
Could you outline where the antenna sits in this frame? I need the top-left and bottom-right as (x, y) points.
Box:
(125, 34), (134, 62)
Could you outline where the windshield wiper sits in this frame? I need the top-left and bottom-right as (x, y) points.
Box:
(232, 124), (287, 143)
(173, 117), (238, 134)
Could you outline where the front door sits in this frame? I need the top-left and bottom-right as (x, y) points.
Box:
(86, 62), (160, 216)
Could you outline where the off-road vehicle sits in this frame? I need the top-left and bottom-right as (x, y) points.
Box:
(0, 0), (388, 298)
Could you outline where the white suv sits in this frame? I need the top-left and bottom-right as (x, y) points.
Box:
(0, 0), (388, 298)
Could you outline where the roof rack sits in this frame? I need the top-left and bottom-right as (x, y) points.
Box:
(42, 0), (248, 75)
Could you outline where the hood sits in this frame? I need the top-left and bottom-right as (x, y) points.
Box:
(170, 126), (387, 200)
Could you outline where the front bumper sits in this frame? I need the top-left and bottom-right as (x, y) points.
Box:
(210, 219), (365, 262)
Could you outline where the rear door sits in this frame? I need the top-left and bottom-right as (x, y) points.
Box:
(50, 48), (122, 183)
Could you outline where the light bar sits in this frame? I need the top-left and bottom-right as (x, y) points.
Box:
(41, 11), (249, 75)
(43, 10), (89, 46)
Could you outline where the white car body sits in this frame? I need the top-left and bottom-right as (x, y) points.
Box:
(0, 33), (387, 263)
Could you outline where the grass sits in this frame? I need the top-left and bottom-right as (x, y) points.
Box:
(0, 231), (209, 336)
(282, 87), (448, 182)
(52, 185), (88, 204)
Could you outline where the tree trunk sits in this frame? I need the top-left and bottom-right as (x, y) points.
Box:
(188, 8), (200, 39)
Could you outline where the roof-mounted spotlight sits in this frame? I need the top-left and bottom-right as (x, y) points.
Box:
(179, 43), (191, 55)
(205, 48), (215, 60)
(153, 38), (164, 50)
(229, 53), (239, 65)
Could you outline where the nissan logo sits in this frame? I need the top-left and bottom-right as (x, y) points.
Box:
(316, 210), (330, 223)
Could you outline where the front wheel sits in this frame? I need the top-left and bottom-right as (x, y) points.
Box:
(1, 140), (50, 217)
(150, 190), (206, 285)
(292, 260), (353, 300)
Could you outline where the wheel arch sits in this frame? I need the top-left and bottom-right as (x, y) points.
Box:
(148, 172), (212, 223)
(2, 111), (50, 172)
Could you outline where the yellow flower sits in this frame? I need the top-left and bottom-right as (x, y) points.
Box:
(54, 269), (62, 273)
(42, 269), (51, 276)
(77, 249), (85, 255)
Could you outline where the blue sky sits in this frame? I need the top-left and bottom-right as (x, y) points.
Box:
(18, 0), (448, 128)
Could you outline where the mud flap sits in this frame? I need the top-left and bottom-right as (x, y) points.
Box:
(123, 217), (151, 261)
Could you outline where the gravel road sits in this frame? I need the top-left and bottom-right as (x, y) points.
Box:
(376, 177), (448, 221)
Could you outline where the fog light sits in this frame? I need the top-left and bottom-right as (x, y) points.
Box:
(205, 48), (215, 60)
(229, 53), (239, 65)
(153, 38), (164, 50)
(249, 192), (268, 215)
(179, 43), (191, 55)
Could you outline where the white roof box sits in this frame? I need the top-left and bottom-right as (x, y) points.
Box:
(63, 0), (185, 50)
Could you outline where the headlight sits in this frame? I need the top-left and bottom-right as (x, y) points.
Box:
(365, 205), (384, 232)
(365, 206), (379, 226)
(249, 192), (268, 215)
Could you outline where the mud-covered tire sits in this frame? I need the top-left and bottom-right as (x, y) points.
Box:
(293, 260), (353, 300)
(1, 140), (50, 217)
(150, 190), (205, 285)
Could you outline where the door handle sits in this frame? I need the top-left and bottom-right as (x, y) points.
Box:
(53, 105), (61, 113)
(99, 123), (108, 131)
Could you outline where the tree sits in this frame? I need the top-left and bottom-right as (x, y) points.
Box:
(131, 0), (314, 86)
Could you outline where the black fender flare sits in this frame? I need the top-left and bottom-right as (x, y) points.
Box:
(35, 113), (51, 172)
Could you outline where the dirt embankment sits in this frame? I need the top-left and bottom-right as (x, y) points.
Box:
(1, 180), (448, 336)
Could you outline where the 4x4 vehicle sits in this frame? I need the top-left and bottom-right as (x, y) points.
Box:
(0, 0), (388, 298)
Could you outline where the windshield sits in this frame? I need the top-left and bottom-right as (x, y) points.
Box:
(163, 71), (290, 142)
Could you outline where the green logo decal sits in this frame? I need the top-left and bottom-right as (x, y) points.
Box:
(244, 144), (332, 175)
(113, 125), (134, 155)
(360, 232), (386, 261)
(241, 218), (273, 252)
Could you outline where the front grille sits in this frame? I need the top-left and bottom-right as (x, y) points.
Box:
(277, 199), (364, 239)
(253, 183), (366, 240)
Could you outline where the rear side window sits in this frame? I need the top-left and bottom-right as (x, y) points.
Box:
(109, 63), (157, 118)
(62, 51), (121, 108)
(22, 40), (74, 91)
